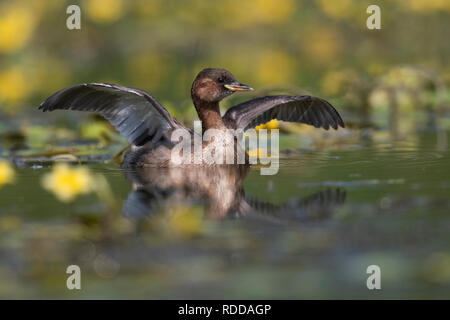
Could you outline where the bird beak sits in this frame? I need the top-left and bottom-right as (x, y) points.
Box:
(224, 82), (254, 92)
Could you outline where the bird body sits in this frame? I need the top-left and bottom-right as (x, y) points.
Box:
(39, 68), (344, 167)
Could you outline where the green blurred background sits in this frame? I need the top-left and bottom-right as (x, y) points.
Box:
(1, 0), (450, 299)
(0, 0), (449, 125)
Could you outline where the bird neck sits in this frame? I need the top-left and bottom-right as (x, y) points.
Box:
(193, 98), (226, 132)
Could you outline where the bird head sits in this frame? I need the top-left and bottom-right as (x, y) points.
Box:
(191, 68), (253, 103)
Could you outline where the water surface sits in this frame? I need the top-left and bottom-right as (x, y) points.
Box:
(1, 130), (449, 299)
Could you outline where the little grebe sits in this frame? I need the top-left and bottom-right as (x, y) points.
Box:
(39, 68), (344, 167)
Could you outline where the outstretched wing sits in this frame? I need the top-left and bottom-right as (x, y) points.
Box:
(39, 83), (183, 146)
(223, 95), (345, 131)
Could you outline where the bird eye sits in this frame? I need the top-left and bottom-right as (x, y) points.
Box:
(217, 77), (225, 83)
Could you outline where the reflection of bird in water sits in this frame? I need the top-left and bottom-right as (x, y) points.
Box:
(39, 68), (344, 167)
(122, 165), (346, 221)
(123, 165), (249, 220)
(243, 188), (346, 223)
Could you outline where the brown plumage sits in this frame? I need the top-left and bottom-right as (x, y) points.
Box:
(39, 68), (344, 167)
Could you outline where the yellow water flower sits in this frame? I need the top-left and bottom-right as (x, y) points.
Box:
(0, 2), (37, 53)
(302, 27), (342, 63)
(42, 164), (93, 202)
(0, 161), (15, 187)
(315, 0), (366, 26)
(255, 119), (280, 131)
(167, 205), (203, 238)
(84, 0), (124, 23)
(248, 148), (273, 160)
(0, 66), (28, 106)
(404, 0), (450, 13)
(255, 50), (295, 86)
(316, 0), (353, 19)
(248, 148), (263, 158)
(231, 0), (294, 25)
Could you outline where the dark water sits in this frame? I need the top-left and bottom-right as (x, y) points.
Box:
(1, 130), (450, 299)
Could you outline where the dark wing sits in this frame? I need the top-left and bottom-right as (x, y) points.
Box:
(239, 188), (346, 221)
(223, 95), (344, 131)
(39, 83), (183, 146)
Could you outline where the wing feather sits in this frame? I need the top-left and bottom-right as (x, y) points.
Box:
(39, 83), (182, 146)
(223, 95), (344, 131)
